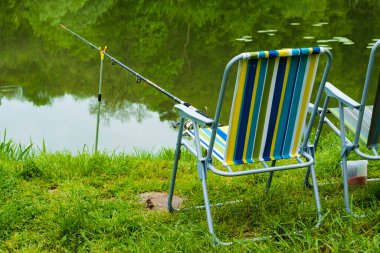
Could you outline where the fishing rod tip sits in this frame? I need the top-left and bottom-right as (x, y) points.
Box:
(59, 24), (66, 29)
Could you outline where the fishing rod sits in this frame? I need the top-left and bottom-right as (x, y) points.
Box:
(59, 24), (211, 121)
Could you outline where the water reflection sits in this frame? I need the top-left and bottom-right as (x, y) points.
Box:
(1, 0), (380, 153)
(0, 95), (177, 153)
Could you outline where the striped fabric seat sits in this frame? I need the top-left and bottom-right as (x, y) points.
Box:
(328, 80), (380, 148)
(225, 48), (322, 165)
(187, 126), (229, 163)
(329, 106), (376, 147)
(187, 47), (325, 165)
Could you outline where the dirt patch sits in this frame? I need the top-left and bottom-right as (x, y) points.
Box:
(48, 185), (58, 193)
(139, 192), (185, 211)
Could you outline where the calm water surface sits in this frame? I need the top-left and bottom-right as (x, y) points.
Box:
(0, 95), (174, 152)
(1, 1), (380, 153)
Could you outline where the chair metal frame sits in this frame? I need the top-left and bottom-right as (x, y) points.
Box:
(312, 40), (380, 215)
(168, 48), (332, 244)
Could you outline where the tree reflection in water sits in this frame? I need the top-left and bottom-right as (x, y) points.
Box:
(1, 0), (380, 151)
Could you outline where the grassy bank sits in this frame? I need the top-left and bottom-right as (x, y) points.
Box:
(0, 133), (380, 252)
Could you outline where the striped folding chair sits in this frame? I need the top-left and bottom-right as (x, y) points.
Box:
(168, 47), (332, 244)
(313, 40), (380, 215)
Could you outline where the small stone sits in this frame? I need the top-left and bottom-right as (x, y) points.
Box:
(139, 192), (185, 211)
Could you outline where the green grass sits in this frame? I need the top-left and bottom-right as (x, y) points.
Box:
(0, 132), (380, 252)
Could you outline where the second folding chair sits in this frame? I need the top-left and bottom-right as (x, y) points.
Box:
(313, 40), (380, 215)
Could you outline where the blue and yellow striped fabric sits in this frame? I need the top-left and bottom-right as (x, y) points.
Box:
(188, 47), (324, 165)
(329, 106), (379, 148)
(224, 47), (323, 165)
(187, 126), (228, 162)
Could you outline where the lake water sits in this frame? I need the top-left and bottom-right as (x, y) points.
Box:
(1, 0), (380, 153)
(0, 94), (175, 153)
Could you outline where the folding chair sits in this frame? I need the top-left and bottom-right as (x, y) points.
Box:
(313, 40), (380, 215)
(168, 47), (332, 244)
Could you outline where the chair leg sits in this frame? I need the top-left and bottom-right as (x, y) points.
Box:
(341, 156), (353, 215)
(304, 145), (322, 226)
(199, 165), (231, 245)
(265, 172), (274, 193)
(309, 163), (322, 227)
(314, 96), (330, 150)
(337, 102), (355, 216)
(304, 146), (315, 189)
(265, 161), (276, 192)
(200, 168), (216, 240)
(303, 168), (313, 189)
(168, 118), (185, 212)
(304, 97), (330, 189)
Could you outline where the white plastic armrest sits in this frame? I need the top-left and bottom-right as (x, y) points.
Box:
(174, 104), (214, 127)
(324, 82), (361, 109)
(308, 103), (324, 114)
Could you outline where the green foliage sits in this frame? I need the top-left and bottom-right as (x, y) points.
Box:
(0, 131), (34, 160)
(1, 0), (380, 122)
(19, 160), (43, 180)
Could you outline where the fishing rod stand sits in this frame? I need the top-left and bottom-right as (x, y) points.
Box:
(94, 46), (107, 152)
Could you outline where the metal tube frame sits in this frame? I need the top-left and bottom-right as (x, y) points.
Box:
(169, 48), (331, 244)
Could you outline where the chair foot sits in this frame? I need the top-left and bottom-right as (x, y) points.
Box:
(212, 235), (232, 246)
(344, 207), (365, 219)
(212, 233), (270, 246)
(168, 205), (176, 212)
(315, 213), (323, 228)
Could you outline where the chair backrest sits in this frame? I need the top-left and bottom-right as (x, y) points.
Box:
(355, 40), (380, 148)
(211, 48), (331, 165)
(367, 71), (380, 148)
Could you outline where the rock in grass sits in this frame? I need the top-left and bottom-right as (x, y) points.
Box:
(139, 192), (185, 211)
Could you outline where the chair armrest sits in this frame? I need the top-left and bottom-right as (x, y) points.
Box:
(308, 103), (324, 114)
(174, 104), (214, 127)
(324, 82), (361, 109)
